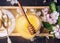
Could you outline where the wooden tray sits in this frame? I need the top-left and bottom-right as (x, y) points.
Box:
(0, 6), (53, 37)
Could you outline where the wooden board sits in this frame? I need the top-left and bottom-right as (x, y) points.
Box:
(0, 6), (49, 9)
(0, 6), (53, 37)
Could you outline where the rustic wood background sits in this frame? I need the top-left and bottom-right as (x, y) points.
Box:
(0, 0), (60, 6)
(0, 0), (60, 43)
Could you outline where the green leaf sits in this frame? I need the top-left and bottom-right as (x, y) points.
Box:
(43, 22), (53, 31)
(57, 16), (60, 25)
(57, 6), (60, 13)
(49, 2), (56, 12)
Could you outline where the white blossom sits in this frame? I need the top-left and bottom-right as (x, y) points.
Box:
(46, 36), (49, 39)
(24, 8), (27, 13)
(42, 8), (59, 24)
(50, 11), (59, 20)
(10, 0), (15, 5)
(52, 25), (60, 39)
(53, 26), (58, 32)
(42, 8), (49, 14)
(52, 19), (57, 24)
(47, 18), (53, 24)
(8, 0), (18, 5)
(30, 8), (36, 14)
(14, 0), (18, 4)
(36, 11), (41, 16)
(50, 32), (54, 34)
(56, 25), (59, 28)
(55, 32), (60, 39)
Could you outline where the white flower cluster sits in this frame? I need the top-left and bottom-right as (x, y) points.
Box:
(36, 11), (41, 16)
(42, 8), (59, 24)
(30, 9), (41, 16)
(7, 0), (18, 5)
(42, 8), (60, 39)
(51, 25), (60, 39)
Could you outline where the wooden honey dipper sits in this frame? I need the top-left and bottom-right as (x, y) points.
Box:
(17, 1), (36, 35)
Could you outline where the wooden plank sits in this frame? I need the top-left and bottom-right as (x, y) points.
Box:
(0, 6), (49, 9)
(10, 33), (53, 37)
(38, 33), (53, 37)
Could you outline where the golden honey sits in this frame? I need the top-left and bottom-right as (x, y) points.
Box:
(15, 13), (42, 39)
